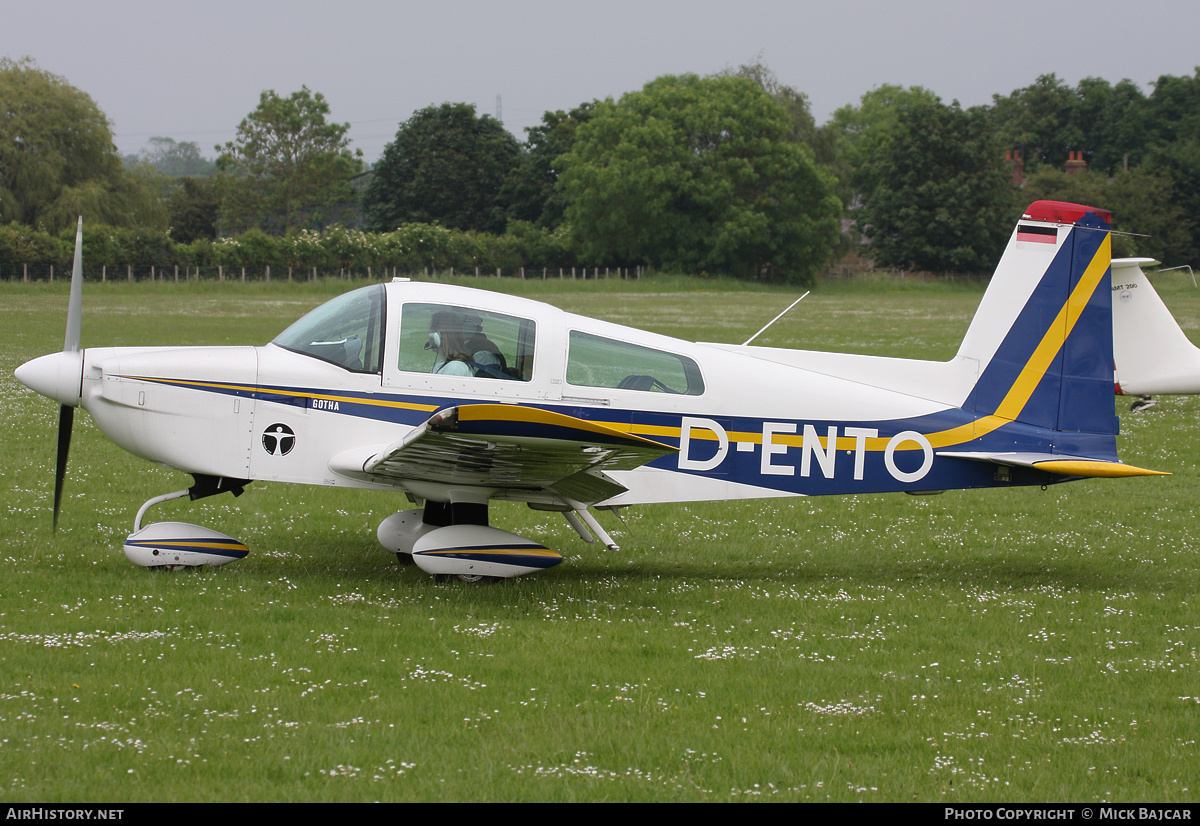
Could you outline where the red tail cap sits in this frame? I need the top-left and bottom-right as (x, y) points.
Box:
(1024, 200), (1111, 225)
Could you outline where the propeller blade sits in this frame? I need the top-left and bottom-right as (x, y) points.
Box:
(53, 217), (83, 531)
(53, 404), (74, 532)
(64, 217), (83, 353)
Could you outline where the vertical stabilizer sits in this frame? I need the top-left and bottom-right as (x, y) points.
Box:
(959, 201), (1115, 435)
(1112, 259), (1200, 395)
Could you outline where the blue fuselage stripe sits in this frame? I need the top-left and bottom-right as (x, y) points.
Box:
(122, 376), (1117, 496)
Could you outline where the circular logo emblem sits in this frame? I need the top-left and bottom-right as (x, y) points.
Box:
(262, 423), (295, 456)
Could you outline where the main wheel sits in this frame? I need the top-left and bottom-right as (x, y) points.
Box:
(435, 573), (501, 584)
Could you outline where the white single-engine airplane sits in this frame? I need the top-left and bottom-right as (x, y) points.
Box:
(13, 201), (1179, 580)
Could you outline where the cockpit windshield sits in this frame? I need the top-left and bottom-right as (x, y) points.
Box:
(272, 284), (385, 373)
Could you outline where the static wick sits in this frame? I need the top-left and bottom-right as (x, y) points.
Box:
(742, 292), (809, 346)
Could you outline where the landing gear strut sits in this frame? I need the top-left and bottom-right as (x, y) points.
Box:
(123, 476), (250, 569)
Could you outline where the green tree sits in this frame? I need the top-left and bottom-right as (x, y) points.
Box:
(558, 73), (841, 284)
(139, 137), (216, 177)
(1072, 77), (1148, 174)
(856, 97), (1017, 273)
(0, 57), (165, 232)
(363, 103), (521, 234)
(1143, 140), (1200, 263)
(502, 103), (596, 229)
(989, 74), (1087, 172)
(717, 57), (818, 146)
(214, 86), (362, 233)
(167, 177), (220, 243)
(989, 74), (1150, 176)
(1138, 70), (1200, 261)
(818, 84), (941, 208)
(1144, 68), (1200, 147)
(719, 58), (844, 210)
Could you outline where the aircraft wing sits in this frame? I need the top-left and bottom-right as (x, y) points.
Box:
(937, 451), (1167, 478)
(330, 404), (677, 504)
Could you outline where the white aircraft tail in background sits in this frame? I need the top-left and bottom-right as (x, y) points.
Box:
(1111, 257), (1200, 397)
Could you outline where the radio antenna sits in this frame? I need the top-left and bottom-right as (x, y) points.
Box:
(742, 292), (809, 346)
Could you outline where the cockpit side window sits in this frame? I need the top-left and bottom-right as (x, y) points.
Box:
(396, 303), (536, 381)
(567, 331), (704, 395)
(272, 284), (385, 373)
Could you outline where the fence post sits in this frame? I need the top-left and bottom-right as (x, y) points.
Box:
(23, 264), (27, 282)
(50, 265), (53, 283)
(102, 265), (106, 283)
(128, 265), (132, 282)
(265, 265), (270, 283)
(174, 265), (179, 283)
(219, 266), (224, 281)
(241, 268), (245, 283)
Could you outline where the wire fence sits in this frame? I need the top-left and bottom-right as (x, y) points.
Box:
(0, 263), (650, 283)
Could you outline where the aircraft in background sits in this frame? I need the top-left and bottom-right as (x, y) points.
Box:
(14, 202), (1178, 581)
(1111, 257), (1200, 410)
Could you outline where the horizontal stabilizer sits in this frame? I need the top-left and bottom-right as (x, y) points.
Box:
(937, 451), (1168, 478)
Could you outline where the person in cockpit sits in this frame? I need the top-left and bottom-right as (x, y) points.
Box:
(426, 310), (475, 376)
(462, 314), (507, 373)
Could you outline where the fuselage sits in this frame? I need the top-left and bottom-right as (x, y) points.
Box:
(63, 279), (1090, 507)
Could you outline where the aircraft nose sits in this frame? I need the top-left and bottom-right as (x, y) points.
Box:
(14, 351), (84, 407)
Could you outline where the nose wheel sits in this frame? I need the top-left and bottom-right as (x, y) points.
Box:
(124, 488), (249, 569)
(435, 573), (501, 584)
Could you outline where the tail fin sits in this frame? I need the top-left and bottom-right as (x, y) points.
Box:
(1112, 258), (1200, 395)
(958, 201), (1116, 435)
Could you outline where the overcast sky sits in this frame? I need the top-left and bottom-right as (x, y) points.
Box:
(5, 0), (1199, 164)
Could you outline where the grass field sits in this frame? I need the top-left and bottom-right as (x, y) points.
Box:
(2, 272), (1199, 802)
